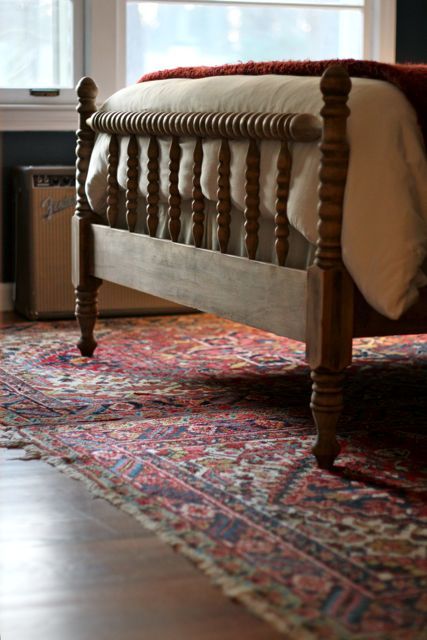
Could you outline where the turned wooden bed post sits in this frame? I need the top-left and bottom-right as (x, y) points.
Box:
(306, 65), (353, 469)
(73, 77), (102, 357)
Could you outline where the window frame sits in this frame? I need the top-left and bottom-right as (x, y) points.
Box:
(364, 0), (396, 63)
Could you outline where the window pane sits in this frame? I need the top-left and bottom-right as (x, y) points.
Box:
(0, 0), (74, 89)
(126, 2), (364, 83)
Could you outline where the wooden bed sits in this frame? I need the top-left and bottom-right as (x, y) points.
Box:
(72, 65), (427, 469)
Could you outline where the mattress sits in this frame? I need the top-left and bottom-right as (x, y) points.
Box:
(86, 74), (427, 320)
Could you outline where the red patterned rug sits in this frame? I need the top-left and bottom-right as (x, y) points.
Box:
(1, 314), (426, 639)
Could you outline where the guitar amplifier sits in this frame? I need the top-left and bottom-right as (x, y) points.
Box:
(13, 166), (186, 319)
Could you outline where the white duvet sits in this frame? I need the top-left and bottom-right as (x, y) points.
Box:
(86, 74), (427, 320)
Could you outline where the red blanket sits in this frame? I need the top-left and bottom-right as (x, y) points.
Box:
(138, 59), (427, 149)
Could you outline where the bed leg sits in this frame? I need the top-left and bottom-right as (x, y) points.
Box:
(307, 266), (353, 469)
(72, 215), (102, 358)
(310, 369), (343, 469)
(75, 282), (99, 357)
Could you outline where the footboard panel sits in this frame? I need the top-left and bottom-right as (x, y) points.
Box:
(89, 222), (307, 341)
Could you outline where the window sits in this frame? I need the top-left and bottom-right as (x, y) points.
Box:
(0, 0), (83, 104)
(0, 0), (396, 129)
(126, 0), (366, 84)
(90, 0), (395, 102)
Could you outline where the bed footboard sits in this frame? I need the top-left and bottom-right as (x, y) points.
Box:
(73, 76), (324, 346)
(73, 65), (353, 468)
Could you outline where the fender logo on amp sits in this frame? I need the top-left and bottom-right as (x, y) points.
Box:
(41, 194), (76, 220)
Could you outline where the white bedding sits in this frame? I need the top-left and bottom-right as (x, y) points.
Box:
(86, 74), (427, 320)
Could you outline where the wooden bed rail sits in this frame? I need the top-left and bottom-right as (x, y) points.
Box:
(87, 109), (322, 142)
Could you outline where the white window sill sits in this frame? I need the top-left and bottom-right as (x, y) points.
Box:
(0, 104), (78, 132)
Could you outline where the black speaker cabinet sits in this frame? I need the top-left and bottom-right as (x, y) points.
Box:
(14, 166), (186, 319)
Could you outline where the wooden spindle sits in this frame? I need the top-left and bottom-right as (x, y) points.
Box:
(244, 139), (261, 260)
(168, 136), (181, 242)
(192, 137), (204, 247)
(126, 135), (139, 232)
(217, 139), (231, 253)
(106, 134), (119, 228)
(146, 136), (160, 236)
(275, 141), (292, 266)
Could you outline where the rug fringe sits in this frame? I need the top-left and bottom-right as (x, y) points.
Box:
(0, 434), (31, 449)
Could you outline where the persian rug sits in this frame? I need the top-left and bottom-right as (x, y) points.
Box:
(1, 314), (426, 639)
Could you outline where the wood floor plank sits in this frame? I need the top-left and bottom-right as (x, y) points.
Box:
(0, 449), (283, 639)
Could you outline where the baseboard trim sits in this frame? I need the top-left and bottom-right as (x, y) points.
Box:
(0, 282), (13, 311)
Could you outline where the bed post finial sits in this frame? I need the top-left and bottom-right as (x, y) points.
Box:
(77, 76), (98, 106)
(306, 64), (354, 470)
(73, 76), (102, 358)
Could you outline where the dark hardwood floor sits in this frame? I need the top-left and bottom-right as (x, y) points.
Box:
(0, 312), (282, 640)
